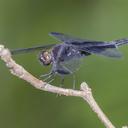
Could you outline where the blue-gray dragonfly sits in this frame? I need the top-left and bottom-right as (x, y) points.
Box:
(11, 32), (128, 86)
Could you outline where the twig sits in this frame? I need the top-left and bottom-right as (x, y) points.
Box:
(0, 44), (123, 128)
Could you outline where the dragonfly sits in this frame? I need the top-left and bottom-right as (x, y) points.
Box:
(11, 32), (128, 87)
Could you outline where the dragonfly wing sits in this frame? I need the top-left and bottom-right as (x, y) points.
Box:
(98, 49), (122, 58)
(49, 32), (89, 43)
(49, 32), (117, 48)
(60, 56), (82, 74)
(84, 47), (123, 58)
(59, 48), (83, 74)
(11, 44), (55, 55)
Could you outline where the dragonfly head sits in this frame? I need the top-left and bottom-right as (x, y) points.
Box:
(39, 51), (52, 66)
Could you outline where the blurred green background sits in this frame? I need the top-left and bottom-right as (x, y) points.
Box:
(0, 0), (128, 128)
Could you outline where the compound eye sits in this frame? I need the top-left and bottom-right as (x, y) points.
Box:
(39, 51), (52, 66)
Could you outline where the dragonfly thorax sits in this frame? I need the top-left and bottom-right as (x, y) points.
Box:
(39, 51), (52, 66)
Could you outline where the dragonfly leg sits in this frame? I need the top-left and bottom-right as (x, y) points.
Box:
(72, 74), (76, 90)
(43, 74), (53, 82)
(40, 71), (53, 78)
(60, 76), (64, 87)
(47, 77), (55, 84)
(40, 71), (56, 84)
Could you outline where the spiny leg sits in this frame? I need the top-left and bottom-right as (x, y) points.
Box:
(47, 76), (55, 84)
(43, 73), (53, 82)
(40, 71), (53, 78)
(40, 71), (56, 84)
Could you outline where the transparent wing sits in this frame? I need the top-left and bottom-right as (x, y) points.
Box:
(84, 47), (123, 58)
(49, 32), (89, 43)
(98, 49), (122, 58)
(58, 49), (83, 74)
(60, 57), (82, 74)
(11, 44), (55, 55)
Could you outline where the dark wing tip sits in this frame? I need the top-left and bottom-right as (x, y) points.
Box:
(49, 32), (66, 42)
(49, 32), (63, 36)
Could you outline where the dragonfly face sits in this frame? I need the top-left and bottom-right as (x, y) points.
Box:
(39, 50), (52, 66)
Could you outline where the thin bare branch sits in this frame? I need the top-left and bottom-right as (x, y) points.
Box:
(122, 126), (128, 128)
(0, 44), (122, 128)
